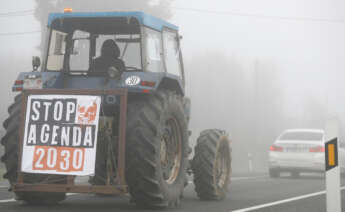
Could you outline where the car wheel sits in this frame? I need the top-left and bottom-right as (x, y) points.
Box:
(269, 168), (279, 178)
(340, 171), (345, 178)
(291, 171), (300, 178)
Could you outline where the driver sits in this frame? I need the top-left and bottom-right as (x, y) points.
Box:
(93, 39), (125, 72)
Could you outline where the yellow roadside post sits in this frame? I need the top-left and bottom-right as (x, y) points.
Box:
(325, 119), (341, 212)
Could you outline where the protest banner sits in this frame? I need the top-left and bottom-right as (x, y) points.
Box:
(21, 95), (101, 176)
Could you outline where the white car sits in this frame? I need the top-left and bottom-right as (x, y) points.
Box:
(268, 129), (345, 178)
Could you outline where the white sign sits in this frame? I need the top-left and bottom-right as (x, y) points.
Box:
(125, 76), (141, 86)
(21, 95), (101, 176)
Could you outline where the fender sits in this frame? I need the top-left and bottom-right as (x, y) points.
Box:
(121, 72), (184, 96)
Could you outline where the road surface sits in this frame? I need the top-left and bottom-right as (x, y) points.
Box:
(0, 173), (344, 212)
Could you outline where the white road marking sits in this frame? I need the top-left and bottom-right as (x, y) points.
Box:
(0, 198), (15, 203)
(188, 175), (267, 184)
(231, 176), (267, 181)
(231, 186), (345, 212)
(0, 193), (78, 204)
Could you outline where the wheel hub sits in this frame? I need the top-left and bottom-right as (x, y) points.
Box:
(160, 118), (182, 185)
(215, 147), (229, 188)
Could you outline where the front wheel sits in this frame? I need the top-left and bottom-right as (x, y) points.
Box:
(291, 171), (300, 178)
(192, 129), (232, 200)
(269, 168), (280, 178)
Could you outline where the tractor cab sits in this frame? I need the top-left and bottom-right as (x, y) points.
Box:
(13, 11), (185, 94)
(45, 11), (183, 78)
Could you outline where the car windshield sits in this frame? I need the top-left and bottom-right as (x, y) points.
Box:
(279, 132), (323, 141)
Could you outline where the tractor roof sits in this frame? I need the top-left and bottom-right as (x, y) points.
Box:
(48, 11), (178, 32)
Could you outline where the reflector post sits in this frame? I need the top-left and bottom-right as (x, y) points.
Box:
(325, 119), (341, 212)
(328, 144), (335, 166)
(325, 138), (338, 171)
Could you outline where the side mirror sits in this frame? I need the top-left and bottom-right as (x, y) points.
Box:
(32, 56), (41, 71)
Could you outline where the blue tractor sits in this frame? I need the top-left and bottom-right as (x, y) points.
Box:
(1, 11), (231, 208)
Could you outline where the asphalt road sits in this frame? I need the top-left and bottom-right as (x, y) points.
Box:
(0, 173), (344, 212)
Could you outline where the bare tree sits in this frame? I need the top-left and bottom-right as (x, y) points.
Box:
(185, 52), (288, 173)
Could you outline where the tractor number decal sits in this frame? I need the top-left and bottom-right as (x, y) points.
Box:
(125, 76), (141, 86)
(21, 95), (101, 176)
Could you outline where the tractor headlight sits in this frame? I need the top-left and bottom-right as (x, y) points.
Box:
(107, 66), (121, 79)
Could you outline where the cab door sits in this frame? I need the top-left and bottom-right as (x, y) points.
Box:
(162, 29), (185, 85)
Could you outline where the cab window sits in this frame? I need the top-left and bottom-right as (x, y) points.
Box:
(46, 17), (142, 73)
(46, 30), (67, 71)
(162, 30), (182, 77)
(69, 30), (90, 71)
(95, 34), (141, 71)
(144, 27), (164, 72)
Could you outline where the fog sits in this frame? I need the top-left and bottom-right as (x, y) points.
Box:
(1, 0), (345, 173)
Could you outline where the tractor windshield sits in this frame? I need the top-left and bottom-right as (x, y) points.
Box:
(46, 17), (142, 73)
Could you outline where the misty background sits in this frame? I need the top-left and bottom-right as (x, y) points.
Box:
(0, 0), (344, 173)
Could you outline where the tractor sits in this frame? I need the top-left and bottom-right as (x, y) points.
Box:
(1, 10), (232, 208)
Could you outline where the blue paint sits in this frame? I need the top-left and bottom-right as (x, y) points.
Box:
(14, 71), (184, 95)
(48, 11), (178, 31)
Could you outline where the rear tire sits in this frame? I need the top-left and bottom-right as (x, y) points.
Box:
(191, 129), (232, 200)
(1, 94), (66, 205)
(269, 168), (280, 178)
(125, 91), (188, 208)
